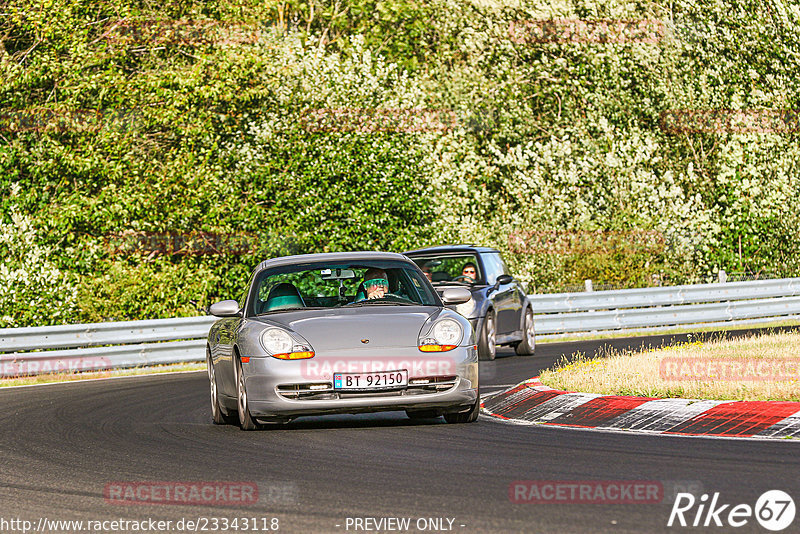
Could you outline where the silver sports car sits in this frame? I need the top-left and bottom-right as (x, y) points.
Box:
(206, 252), (480, 430)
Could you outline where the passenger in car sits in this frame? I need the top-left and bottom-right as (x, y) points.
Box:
(421, 262), (434, 282)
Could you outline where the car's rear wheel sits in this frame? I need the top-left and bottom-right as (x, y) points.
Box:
(514, 307), (536, 356)
(477, 311), (497, 361)
(236, 355), (261, 431)
(444, 396), (480, 424)
(208, 351), (237, 425)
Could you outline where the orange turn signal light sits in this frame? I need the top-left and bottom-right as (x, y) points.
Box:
(271, 351), (315, 360)
(418, 344), (456, 352)
(241, 357), (251, 363)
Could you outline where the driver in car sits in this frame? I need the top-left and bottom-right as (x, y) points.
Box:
(461, 262), (477, 282)
(363, 268), (391, 299)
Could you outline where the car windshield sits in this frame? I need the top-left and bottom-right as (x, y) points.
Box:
(408, 254), (482, 285)
(248, 260), (440, 315)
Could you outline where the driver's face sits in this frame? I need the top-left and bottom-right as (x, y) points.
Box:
(462, 267), (476, 280)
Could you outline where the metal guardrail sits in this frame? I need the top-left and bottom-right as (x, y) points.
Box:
(530, 277), (800, 337)
(2, 278), (800, 377)
(0, 317), (216, 378)
(0, 316), (217, 352)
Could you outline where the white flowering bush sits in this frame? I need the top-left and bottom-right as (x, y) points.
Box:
(414, 0), (800, 290)
(0, 205), (78, 327)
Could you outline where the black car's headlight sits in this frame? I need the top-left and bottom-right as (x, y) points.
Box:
(454, 298), (476, 317)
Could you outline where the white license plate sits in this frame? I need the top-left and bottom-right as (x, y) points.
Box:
(333, 370), (408, 390)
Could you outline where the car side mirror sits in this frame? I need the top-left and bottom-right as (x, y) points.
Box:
(487, 274), (514, 296)
(442, 287), (472, 305)
(496, 274), (513, 285)
(209, 299), (242, 317)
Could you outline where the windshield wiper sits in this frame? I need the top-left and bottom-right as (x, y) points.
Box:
(345, 300), (419, 307)
(256, 307), (326, 316)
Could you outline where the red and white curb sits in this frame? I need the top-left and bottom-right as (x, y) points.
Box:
(480, 378), (800, 439)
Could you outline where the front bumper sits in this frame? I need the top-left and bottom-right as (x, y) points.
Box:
(241, 346), (479, 419)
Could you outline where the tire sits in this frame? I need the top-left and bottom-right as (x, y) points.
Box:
(405, 409), (441, 420)
(477, 311), (497, 361)
(207, 351), (238, 425)
(514, 306), (536, 356)
(236, 355), (262, 431)
(443, 396), (480, 424)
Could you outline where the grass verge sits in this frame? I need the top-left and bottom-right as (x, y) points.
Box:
(535, 318), (800, 344)
(539, 331), (800, 401)
(0, 362), (205, 388)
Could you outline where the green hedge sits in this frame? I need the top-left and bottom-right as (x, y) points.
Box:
(1, 0), (799, 326)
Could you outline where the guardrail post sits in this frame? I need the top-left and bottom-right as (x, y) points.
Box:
(719, 270), (727, 283)
(584, 279), (593, 292)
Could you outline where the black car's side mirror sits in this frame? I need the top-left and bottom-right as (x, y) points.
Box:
(496, 274), (513, 285)
(487, 274), (513, 296)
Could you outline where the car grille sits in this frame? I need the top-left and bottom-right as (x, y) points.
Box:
(276, 376), (458, 400)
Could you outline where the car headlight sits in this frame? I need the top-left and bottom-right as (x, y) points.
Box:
(260, 328), (315, 360)
(418, 318), (463, 352)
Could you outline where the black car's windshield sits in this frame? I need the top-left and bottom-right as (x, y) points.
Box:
(248, 260), (439, 315)
(409, 254), (482, 285)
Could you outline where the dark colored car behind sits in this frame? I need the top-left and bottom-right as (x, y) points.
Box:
(404, 245), (535, 360)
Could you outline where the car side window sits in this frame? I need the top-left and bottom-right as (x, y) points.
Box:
(482, 253), (508, 285)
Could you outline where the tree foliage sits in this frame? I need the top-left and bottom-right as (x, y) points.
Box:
(1, 0), (798, 324)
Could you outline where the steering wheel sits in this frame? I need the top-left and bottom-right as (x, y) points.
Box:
(453, 275), (474, 282)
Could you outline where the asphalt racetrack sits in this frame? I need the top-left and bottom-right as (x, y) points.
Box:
(1, 331), (798, 533)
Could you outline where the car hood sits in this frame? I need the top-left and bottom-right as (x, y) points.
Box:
(252, 306), (444, 350)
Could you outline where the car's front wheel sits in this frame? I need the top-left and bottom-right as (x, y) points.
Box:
(444, 396), (480, 424)
(477, 311), (497, 361)
(514, 307), (536, 356)
(236, 355), (261, 431)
